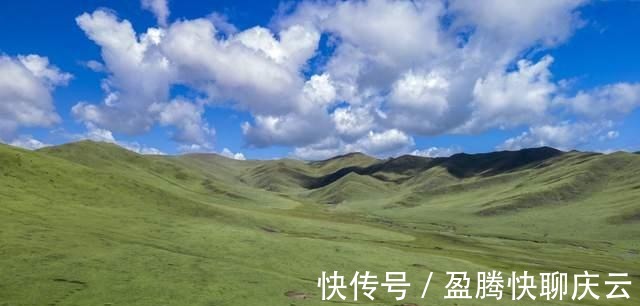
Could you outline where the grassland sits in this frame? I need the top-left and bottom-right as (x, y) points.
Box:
(0, 140), (638, 306)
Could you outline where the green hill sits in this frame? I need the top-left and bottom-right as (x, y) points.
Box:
(307, 172), (392, 204)
(1, 141), (639, 306)
(307, 152), (379, 173)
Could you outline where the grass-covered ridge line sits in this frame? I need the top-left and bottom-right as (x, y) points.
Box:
(1, 140), (639, 306)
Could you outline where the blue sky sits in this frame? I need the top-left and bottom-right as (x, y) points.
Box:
(0, 0), (638, 159)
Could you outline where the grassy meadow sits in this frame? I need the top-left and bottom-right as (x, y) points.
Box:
(0, 140), (638, 306)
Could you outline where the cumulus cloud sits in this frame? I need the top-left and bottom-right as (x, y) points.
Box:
(390, 70), (449, 113)
(242, 111), (332, 147)
(284, 0), (448, 68)
(386, 69), (454, 134)
(220, 148), (246, 160)
(18, 55), (72, 85)
(293, 129), (414, 159)
(555, 82), (640, 119)
(82, 123), (117, 143)
(208, 12), (238, 36)
(177, 144), (210, 153)
(141, 0), (170, 27)
(300, 74), (337, 111)
(462, 56), (557, 132)
(0, 54), (70, 139)
(354, 129), (414, 155)
(74, 10), (174, 135)
(292, 137), (346, 160)
(8, 135), (50, 150)
(275, 0), (592, 154)
(70, 0), (638, 156)
(161, 19), (320, 116)
(449, 0), (586, 63)
(123, 142), (166, 155)
(74, 9), (331, 149)
(411, 146), (462, 158)
(74, 10), (217, 150)
(498, 121), (613, 151)
(332, 106), (376, 139)
(323, 0), (447, 63)
(153, 98), (214, 148)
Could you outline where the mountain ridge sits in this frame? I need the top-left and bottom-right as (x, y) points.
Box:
(29, 140), (571, 161)
(29, 140), (611, 163)
(8, 140), (639, 215)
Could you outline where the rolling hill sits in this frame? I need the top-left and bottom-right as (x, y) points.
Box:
(0, 140), (638, 306)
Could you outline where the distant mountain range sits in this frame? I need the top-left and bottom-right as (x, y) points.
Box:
(4, 140), (629, 217)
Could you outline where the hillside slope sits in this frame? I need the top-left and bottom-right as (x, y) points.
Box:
(1, 141), (639, 306)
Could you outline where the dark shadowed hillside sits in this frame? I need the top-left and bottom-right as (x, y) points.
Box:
(305, 146), (565, 189)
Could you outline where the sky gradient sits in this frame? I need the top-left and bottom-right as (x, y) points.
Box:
(0, 0), (639, 159)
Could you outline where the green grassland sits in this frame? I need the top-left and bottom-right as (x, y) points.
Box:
(0, 140), (638, 306)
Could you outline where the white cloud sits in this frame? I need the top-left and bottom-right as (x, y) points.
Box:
(177, 144), (210, 153)
(293, 128), (414, 159)
(242, 111), (332, 147)
(153, 98), (214, 148)
(354, 129), (414, 155)
(292, 137), (346, 160)
(74, 10), (174, 135)
(450, 0), (586, 61)
(74, 10), (214, 149)
(463, 56), (557, 132)
(294, 0), (448, 67)
(18, 55), (72, 86)
(273, 0), (590, 154)
(141, 0), (170, 27)
(68, 1), (637, 156)
(498, 121), (613, 151)
(299, 73), (336, 111)
(75, 12), (325, 148)
(220, 148), (246, 160)
(332, 106), (375, 139)
(555, 82), (640, 119)
(84, 60), (105, 72)
(207, 12), (237, 36)
(161, 19), (321, 116)
(8, 135), (50, 150)
(387, 70), (453, 134)
(0, 54), (70, 139)
(606, 130), (619, 139)
(390, 70), (449, 111)
(82, 123), (117, 142)
(122, 142), (166, 155)
(280, 0), (452, 106)
(600, 130), (619, 141)
(239, 73), (339, 147)
(411, 146), (461, 158)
